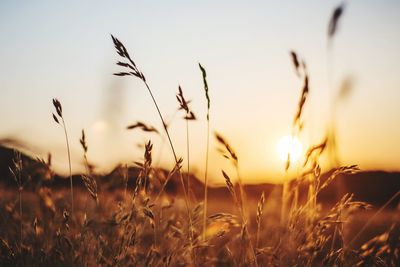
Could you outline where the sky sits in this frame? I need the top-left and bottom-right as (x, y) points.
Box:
(0, 0), (399, 184)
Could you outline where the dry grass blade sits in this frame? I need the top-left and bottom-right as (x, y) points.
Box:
(200, 63), (211, 241)
(199, 63), (210, 120)
(79, 129), (97, 203)
(288, 51), (309, 136)
(111, 34), (145, 81)
(319, 165), (360, 191)
(126, 121), (159, 134)
(144, 140), (153, 166)
(328, 3), (345, 39)
(256, 192), (265, 226)
(293, 73), (309, 129)
(80, 129), (88, 153)
(52, 113), (59, 124)
(176, 86), (191, 114)
(215, 132), (238, 163)
(222, 170), (238, 205)
(176, 86), (196, 121)
(81, 175), (98, 203)
(256, 191), (265, 249)
(112, 35), (195, 258)
(303, 137), (328, 167)
(134, 140), (153, 197)
(51, 98), (74, 216)
(52, 98), (62, 117)
(290, 50), (300, 76)
(153, 158), (183, 203)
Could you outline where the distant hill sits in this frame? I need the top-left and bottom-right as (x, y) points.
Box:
(0, 145), (399, 208)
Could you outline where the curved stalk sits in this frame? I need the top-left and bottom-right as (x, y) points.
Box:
(61, 117), (73, 216)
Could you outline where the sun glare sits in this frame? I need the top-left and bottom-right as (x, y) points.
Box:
(276, 135), (303, 163)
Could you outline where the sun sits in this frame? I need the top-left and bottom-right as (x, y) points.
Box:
(276, 135), (303, 163)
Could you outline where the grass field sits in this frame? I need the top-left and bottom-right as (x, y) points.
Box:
(1, 3), (399, 266)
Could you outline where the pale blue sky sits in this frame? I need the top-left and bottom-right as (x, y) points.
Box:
(1, 1), (399, 183)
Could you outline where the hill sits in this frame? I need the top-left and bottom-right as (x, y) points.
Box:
(0, 145), (399, 208)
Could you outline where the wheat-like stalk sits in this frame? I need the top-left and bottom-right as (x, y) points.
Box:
(110, 34), (190, 204)
(221, 170), (258, 267)
(199, 63), (211, 241)
(176, 85), (196, 201)
(256, 191), (265, 250)
(281, 51), (310, 224)
(111, 35), (195, 263)
(126, 121), (159, 134)
(79, 129), (98, 204)
(52, 98), (74, 216)
(215, 132), (247, 217)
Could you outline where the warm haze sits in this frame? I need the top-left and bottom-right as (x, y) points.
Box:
(0, 1), (399, 184)
(1, 2), (399, 267)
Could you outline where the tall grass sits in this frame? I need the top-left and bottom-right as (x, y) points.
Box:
(79, 129), (98, 204)
(199, 63), (211, 241)
(0, 5), (398, 266)
(176, 85), (196, 198)
(111, 34), (195, 263)
(52, 98), (74, 216)
(217, 133), (258, 266)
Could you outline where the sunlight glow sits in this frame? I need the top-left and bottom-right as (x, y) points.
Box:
(276, 135), (303, 163)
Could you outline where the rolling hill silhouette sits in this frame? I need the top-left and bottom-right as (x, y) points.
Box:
(0, 145), (398, 208)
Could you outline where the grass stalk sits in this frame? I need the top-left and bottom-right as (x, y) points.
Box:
(111, 36), (195, 261)
(143, 80), (193, 226)
(199, 63), (211, 241)
(61, 117), (74, 216)
(186, 119), (190, 197)
(202, 119), (210, 240)
(52, 99), (74, 216)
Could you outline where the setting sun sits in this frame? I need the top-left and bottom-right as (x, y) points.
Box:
(276, 135), (303, 163)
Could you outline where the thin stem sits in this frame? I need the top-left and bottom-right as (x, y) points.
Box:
(143, 81), (178, 162)
(235, 163), (246, 218)
(202, 119), (210, 240)
(61, 117), (73, 216)
(154, 110), (177, 168)
(186, 119), (190, 198)
(143, 80), (195, 262)
(143, 80), (190, 207)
